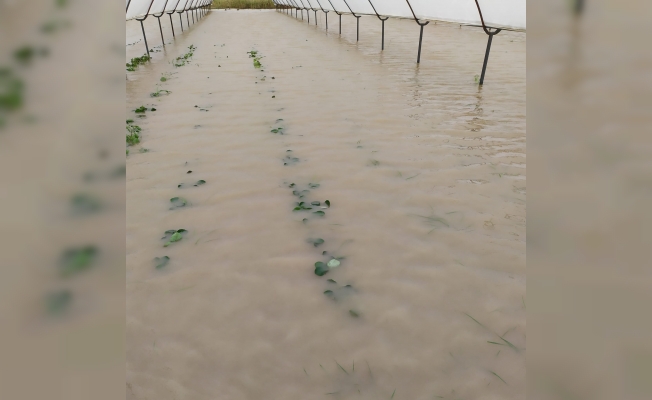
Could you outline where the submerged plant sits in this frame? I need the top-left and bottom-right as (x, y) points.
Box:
(126, 54), (150, 71)
(59, 246), (98, 277)
(162, 229), (187, 247)
(126, 123), (141, 146)
(169, 196), (188, 209)
(150, 87), (171, 97)
(174, 45), (196, 67)
(154, 256), (170, 269)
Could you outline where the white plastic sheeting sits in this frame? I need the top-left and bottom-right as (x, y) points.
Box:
(274, 0), (525, 31)
(126, 0), (211, 21)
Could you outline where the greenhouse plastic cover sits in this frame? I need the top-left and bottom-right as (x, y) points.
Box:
(127, 0), (211, 21)
(274, 0), (525, 31)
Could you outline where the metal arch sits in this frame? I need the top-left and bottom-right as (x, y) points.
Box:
(177, 0), (191, 32)
(404, 0), (429, 63)
(153, 0), (171, 46)
(313, 0), (329, 30)
(167, 0), (183, 38)
(340, 0), (361, 41)
(135, 0), (156, 56)
(473, 0), (502, 85)
(296, 0), (309, 21)
(324, 0), (343, 34)
(289, 0), (301, 18)
(304, 0), (318, 25)
(126, 0), (132, 12)
(366, 0), (388, 49)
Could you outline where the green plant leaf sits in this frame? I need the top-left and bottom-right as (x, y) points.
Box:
(311, 201), (320, 206)
(170, 197), (187, 209)
(349, 309), (360, 318)
(194, 180), (206, 186)
(325, 200), (330, 207)
(327, 259), (340, 268)
(46, 290), (72, 315)
(313, 211), (325, 217)
(314, 262), (329, 276)
(308, 238), (324, 247)
(324, 290), (334, 297)
(60, 246), (98, 277)
(309, 183), (320, 188)
(327, 279), (337, 284)
(164, 231), (183, 247)
(154, 256), (170, 269)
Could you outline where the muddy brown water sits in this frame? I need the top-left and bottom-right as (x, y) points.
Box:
(127, 10), (525, 400)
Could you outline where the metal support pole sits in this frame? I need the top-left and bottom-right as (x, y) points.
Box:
(325, 12), (328, 30)
(192, 9), (195, 24)
(180, 13), (184, 31)
(187, 11), (190, 26)
(156, 16), (165, 45)
(314, 10), (317, 25)
(367, 0), (388, 50)
(307, 10), (310, 23)
(478, 31), (501, 85)
(339, 14), (341, 34)
(417, 23), (424, 63)
(140, 20), (150, 55)
(356, 16), (360, 41)
(169, 14), (175, 37)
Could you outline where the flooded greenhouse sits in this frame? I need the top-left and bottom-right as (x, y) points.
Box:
(126, 1), (525, 398)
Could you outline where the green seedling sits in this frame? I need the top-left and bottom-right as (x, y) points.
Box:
(194, 180), (206, 186)
(46, 290), (72, 315)
(169, 197), (187, 209)
(327, 259), (340, 268)
(349, 309), (360, 318)
(335, 360), (348, 375)
(154, 256), (170, 269)
(307, 238), (324, 247)
(126, 54), (150, 71)
(314, 261), (329, 276)
(162, 229), (187, 247)
(71, 193), (102, 215)
(323, 284), (354, 301)
(283, 155), (299, 165)
(489, 370), (507, 385)
(313, 211), (325, 217)
(0, 68), (25, 113)
(150, 88), (171, 97)
(173, 45), (196, 67)
(134, 106), (147, 113)
(59, 246), (98, 277)
(126, 123), (141, 146)
(293, 202), (312, 211)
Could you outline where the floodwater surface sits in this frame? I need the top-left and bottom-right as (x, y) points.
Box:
(126, 10), (525, 400)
